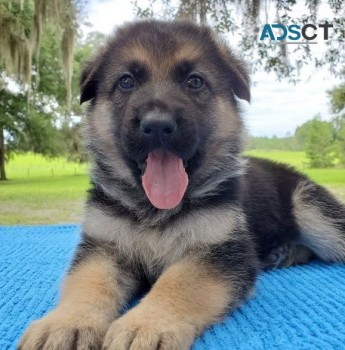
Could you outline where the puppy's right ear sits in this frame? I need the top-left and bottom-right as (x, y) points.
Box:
(80, 57), (102, 104)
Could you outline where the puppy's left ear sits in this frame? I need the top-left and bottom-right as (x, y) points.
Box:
(80, 51), (105, 104)
(220, 45), (251, 103)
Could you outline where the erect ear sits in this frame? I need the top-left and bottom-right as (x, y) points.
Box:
(80, 54), (103, 104)
(218, 43), (251, 103)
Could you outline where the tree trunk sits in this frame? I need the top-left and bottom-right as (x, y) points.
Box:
(0, 125), (7, 181)
(199, 0), (207, 24)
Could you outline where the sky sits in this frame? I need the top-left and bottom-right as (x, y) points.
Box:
(83, 0), (341, 137)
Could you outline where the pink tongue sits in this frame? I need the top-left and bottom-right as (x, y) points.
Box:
(142, 150), (188, 210)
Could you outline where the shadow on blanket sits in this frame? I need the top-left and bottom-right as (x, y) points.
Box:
(1, 225), (344, 350)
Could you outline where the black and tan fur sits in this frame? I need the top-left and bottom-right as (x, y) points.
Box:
(19, 20), (345, 350)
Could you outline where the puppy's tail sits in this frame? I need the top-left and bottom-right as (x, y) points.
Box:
(292, 180), (345, 262)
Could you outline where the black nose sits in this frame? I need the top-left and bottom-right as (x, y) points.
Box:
(140, 112), (177, 141)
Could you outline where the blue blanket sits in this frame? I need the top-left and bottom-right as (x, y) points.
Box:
(1, 225), (344, 350)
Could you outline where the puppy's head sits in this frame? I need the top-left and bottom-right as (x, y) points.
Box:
(81, 20), (250, 211)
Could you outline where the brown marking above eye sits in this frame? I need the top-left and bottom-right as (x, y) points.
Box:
(173, 60), (195, 83)
(127, 61), (149, 84)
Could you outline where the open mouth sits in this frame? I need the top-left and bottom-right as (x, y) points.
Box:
(141, 150), (189, 210)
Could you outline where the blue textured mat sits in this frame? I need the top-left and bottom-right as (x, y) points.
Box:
(1, 225), (345, 350)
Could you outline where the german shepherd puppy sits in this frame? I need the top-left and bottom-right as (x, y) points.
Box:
(19, 20), (345, 350)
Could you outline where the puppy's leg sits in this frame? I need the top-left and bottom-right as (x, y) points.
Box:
(263, 242), (315, 270)
(293, 180), (345, 262)
(19, 237), (137, 350)
(103, 237), (258, 350)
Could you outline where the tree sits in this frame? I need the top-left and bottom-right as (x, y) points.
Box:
(294, 118), (318, 151)
(334, 123), (345, 165)
(133, 0), (345, 82)
(0, 25), (108, 180)
(328, 70), (345, 165)
(0, 81), (66, 179)
(246, 135), (301, 151)
(0, 0), (78, 180)
(0, 0), (76, 104)
(61, 31), (107, 163)
(304, 118), (335, 168)
(329, 83), (345, 115)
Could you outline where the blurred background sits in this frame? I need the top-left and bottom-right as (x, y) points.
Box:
(0, 0), (344, 225)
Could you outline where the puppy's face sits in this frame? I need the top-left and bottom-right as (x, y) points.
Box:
(81, 21), (250, 210)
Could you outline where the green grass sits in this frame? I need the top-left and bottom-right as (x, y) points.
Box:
(246, 150), (308, 169)
(1, 153), (89, 225)
(7, 152), (87, 178)
(0, 151), (344, 225)
(0, 175), (89, 225)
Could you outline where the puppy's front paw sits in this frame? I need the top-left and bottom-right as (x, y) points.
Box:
(18, 309), (108, 350)
(102, 308), (195, 350)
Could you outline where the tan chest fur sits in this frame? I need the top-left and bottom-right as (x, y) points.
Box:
(83, 205), (245, 271)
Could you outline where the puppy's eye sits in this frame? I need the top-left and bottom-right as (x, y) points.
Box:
(118, 74), (136, 91)
(186, 74), (204, 90)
